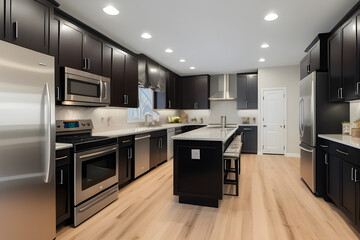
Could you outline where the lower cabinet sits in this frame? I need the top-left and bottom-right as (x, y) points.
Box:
(237, 126), (257, 154)
(56, 148), (71, 226)
(326, 154), (341, 206)
(150, 130), (167, 169)
(341, 160), (357, 222)
(118, 136), (133, 187)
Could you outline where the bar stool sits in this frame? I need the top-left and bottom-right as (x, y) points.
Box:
(223, 136), (242, 196)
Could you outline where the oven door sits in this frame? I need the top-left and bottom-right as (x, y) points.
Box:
(64, 72), (102, 104)
(75, 145), (118, 205)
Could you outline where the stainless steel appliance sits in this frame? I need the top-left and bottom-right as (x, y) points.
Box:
(167, 128), (175, 160)
(56, 119), (118, 226)
(0, 40), (56, 240)
(62, 67), (111, 106)
(299, 72), (349, 195)
(134, 134), (151, 178)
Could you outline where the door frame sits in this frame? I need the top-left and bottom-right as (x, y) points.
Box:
(259, 87), (287, 155)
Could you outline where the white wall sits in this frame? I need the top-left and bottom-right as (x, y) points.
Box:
(350, 102), (360, 122)
(56, 106), (179, 133)
(258, 65), (300, 156)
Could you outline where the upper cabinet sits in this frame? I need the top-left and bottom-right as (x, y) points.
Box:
(237, 73), (258, 110)
(5, 0), (55, 54)
(300, 34), (328, 80)
(58, 18), (102, 75)
(180, 75), (210, 109)
(328, 30), (343, 102)
(167, 71), (180, 109)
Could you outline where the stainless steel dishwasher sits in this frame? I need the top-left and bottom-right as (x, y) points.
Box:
(134, 134), (151, 178)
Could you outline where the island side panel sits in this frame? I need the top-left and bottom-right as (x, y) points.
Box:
(173, 140), (223, 207)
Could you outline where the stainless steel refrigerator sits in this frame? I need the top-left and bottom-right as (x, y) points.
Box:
(299, 72), (349, 195)
(0, 40), (56, 239)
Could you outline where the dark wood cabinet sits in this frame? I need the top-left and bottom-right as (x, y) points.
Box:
(118, 136), (133, 187)
(102, 44), (112, 78)
(237, 73), (258, 109)
(56, 148), (71, 226)
(238, 126), (257, 154)
(180, 75), (210, 109)
(326, 154), (341, 206)
(6, 0), (52, 53)
(341, 161), (357, 222)
(83, 34), (102, 75)
(343, 17), (358, 101)
(58, 20), (83, 70)
(300, 54), (310, 80)
(150, 130), (167, 169)
(167, 71), (179, 109)
(110, 48), (138, 108)
(329, 30), (344, 102)
(0, 0), (4, 40)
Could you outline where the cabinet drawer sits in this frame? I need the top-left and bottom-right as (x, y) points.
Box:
(318, 138), (330, 152)
(329, 141), (360, 167)
(118, 136), (134, 148)
(56, 148), (71, 167)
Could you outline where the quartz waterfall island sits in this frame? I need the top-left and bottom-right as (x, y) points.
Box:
(172, 127), (237, 207)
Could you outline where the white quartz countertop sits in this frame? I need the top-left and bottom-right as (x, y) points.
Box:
(318, 134), (360, 150)
(92, 123), (207, 138)
(56, 143), (73, 151)
(172, 127), (237, 142)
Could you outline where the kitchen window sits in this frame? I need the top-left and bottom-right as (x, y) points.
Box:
(128, 88), (155, 122)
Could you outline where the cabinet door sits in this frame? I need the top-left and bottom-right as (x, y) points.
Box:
(159, 135), (167, 165)
(327, 154), (341, 206)
(0, 0), (4, 40)
(309, 43), (320, 72)
(150, 138), (160, 169)
(300, 55), (310, 80)
(341, 161), (356, 222)
(9, 0), (50, 53)
(56, 165), (70, 225)
(247, 75), (258, 109)
(118, 147), (132, 186)
(343, 18), (358, 100)
(237, 74), (247, 109)
(59, 21), (83, 70)
(102, 44), (113, 78)
(329, 31), (343, 102)
(110, 50), (125, 107)
(83, 34), (102, 75)
(195, 75), (210, 109)
(241, 127), (257, 154)
(167, 72), (176, 109)
(180, 77), (197, 109)
(124, 54), (139, 108)
(316, 145), (328, 196)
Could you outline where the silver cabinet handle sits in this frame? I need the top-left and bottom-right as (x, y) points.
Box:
(79, 147), (117, 159)
(83, 58), (87, 70)
(129, 147), (132, 159)
(56, 87), (60, 101)
(340, 88), (343, 99)
(44, 83), (52, 184)
(59, 169), (64, 185)
(320, 145), (328, 148)
(127, 148), (130, 159)
(357, 82), (360, 95)
(124, 95), (129, 105)
(87, 58), (91, 69)
(13, 21), (19, 39)
(351, 168), (354, 181)
(299, 146), (313, 153)
(135, 135), (151, 141)
(56, 155), (68, 161)
(169, 100), (171, 108)
(122, 140), (131, 144)
(324, 153), (328, 165)
(355, 169), (359, 183)
(336, 149), (348, 156)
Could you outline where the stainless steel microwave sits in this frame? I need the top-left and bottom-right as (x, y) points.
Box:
(62, 67), (110, 106)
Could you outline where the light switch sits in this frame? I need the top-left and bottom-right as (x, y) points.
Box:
(191, 149), (200, 160)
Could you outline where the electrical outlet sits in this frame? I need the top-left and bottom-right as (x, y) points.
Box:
(191, 149), (200, 160)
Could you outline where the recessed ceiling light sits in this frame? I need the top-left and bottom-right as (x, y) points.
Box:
(103, 6), (119, 16)
(141, 33), (152, 39)
(261, 43), (269, 48)
(259, 58), (266, 62)
(165, 48), (173, 53)
(190, 66), (195, 70)
(264, 13), (278, 21)
(180, 59), (186, 63)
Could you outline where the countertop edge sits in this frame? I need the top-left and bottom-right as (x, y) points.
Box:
(172, 128), (238, 143)
(318, 134), (360, 150)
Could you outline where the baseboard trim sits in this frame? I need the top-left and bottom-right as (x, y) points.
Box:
(285, 153), (300, 158)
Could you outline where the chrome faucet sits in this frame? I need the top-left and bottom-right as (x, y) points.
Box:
(144, 112), (154, 127)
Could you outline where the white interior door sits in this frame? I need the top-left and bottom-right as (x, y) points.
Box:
(261, 89), (286, 154)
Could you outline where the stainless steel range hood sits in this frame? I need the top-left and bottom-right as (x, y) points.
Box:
(209, 74), (237, 101)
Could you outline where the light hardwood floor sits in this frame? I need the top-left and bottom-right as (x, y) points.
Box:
(57, 154), (360, 240)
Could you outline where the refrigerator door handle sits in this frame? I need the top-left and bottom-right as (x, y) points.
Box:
(299, 145), (313, 153)
(299, 98), (304, 137)
(44, 83), (52, 184)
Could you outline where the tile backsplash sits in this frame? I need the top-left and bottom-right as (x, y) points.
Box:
(56, 106), (179, 131)
(350, 102), (360, 122)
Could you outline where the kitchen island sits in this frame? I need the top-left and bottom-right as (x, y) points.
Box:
(172, 127), (237, 207)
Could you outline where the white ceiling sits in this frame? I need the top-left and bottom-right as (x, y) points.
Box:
(58, 0), (358, 76)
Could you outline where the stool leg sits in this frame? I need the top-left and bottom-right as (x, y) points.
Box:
(235, 159), (239, 196)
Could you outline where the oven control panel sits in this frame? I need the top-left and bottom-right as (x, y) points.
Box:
(56, 119), (93, 132)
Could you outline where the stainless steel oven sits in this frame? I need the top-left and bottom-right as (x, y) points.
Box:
(62, 67), (110, 106)
(74, 144), (118, 206)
